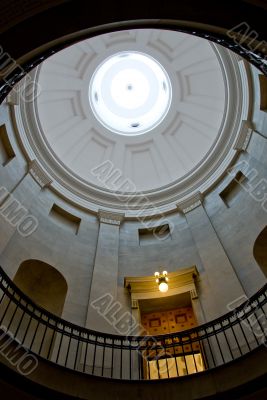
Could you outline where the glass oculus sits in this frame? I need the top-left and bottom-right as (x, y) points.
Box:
(89, 51), (172, 135)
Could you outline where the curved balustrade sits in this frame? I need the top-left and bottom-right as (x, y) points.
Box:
(0, 266), (266, 380)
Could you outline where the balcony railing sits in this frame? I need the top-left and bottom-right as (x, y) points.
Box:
(0, 266), (266, 380)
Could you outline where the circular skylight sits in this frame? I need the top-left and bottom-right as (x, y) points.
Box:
(89, 51), (172, 135)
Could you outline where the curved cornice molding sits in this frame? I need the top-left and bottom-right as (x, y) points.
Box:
(11, 30), (253, 218)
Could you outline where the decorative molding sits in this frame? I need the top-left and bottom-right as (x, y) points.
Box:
(176, 192), (203, 214)
(190, 288), (198, 300)
(233, 120), (253, 151)
(6, 88), (20, 106)
(125, 266), (199, 298)
(131, 299), (139, 309)
(98, 209), (125, 226)
(28, 159), (52, 188)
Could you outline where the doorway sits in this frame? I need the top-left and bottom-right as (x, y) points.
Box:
(139, 293), (205, 379)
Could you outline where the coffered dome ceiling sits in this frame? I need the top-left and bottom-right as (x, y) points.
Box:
(15, 29), (251, 215)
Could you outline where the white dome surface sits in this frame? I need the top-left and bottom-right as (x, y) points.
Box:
(36, 29), (225, 192)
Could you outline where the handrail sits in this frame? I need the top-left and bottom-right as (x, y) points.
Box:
(0, 265), (266, 380)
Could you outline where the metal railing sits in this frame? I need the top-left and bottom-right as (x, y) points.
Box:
(0, 266), (266, 380)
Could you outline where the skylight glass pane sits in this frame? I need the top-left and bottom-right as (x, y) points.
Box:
(89, 51), (172, 135)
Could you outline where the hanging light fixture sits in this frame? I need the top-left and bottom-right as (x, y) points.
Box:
(154, 270), (169, 293)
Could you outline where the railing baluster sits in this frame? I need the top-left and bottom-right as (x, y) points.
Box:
(172, 336), (179, 377)
(238, 317), (252, 351)
(203, 327), (216, 368)
(146, 341), (151, 380)
(14, 307), (27, 338)
(6, 298), (20, 331)
(259, 302), (267, 319)
(245, 312), (260, 346)
(38, 316), (48, 355)
(29, 313), (42, 351)
(214, 326), (225, 364)
(221, 321), (234, 361)
(21, 312), (33, 345)
(111, 338), (114, 378)
(120, 339), (123, 379)
(154, 338), (160, 379)
(229, 318), (242, 357)
(137, 339), (141, 380)
(0, 290), (6, 305)
(74, 329), (81, 371)
(64, 327), (73, 367)
(164, 338), (170, 379)
(258, 300), (267, 344)
(56, 326), (64, 364)
(253, 305), (266, 339)
(129, 339), (132, 380)
(192, 350), (198, 372)
(101, 337), (106, 377)
(0, 296), (12, 325)
(83, 333), (89, 373)
(92, 336), (97, 375)
(47, 321), (57, 359)
(181, 336), (189, 375)
(0, 278), (9, 305)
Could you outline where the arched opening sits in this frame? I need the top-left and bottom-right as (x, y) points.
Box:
(253, 226), (267, 278)
(0, 260), (69, 358)
(13, 259), (68, 316)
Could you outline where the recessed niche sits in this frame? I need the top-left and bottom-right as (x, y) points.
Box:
(0, 125), (15, 166)
(139, 224), (171, 245)
(49, 204), (81, 234)
(219, 171), (247, 208)
(259, 74), (267, 112)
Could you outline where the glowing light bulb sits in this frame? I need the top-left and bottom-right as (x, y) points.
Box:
(159, 282), (169, 293)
